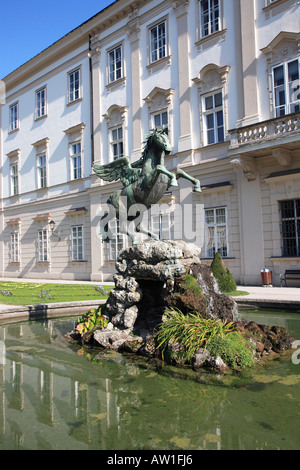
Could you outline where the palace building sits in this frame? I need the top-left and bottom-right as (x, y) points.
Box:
(0, 0), (299, 285)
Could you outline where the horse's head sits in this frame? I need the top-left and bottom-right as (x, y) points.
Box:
(146, 127), (172, 158)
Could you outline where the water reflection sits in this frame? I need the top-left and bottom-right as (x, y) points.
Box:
(0, 315), (299, 450)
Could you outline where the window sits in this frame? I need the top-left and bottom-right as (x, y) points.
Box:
(9, 103), (19, 132)
(110, 127), (124, 160)
(150, 21), (167, 63)
(151, 214), (171, 241)
(72, 226), (84, 261)
(280, 200), (300, 257)
(10, 232), (20, 263)
(200, 0), (220, 38)
(38, 230), (49, 262)
(108, 46), (123, 83)
(204, 207), (228, 257)
(153, 111), (168, 129)
(109, 219), (125, 261)
(273, 59), (300, 117)
(37, 154), (47, 188)
(36, 87), (47, 119)
(68, 68), (81, 103)
(10, 164), (19, 196)
(202, 91), (224, 145)
(70, 142), (82, 180)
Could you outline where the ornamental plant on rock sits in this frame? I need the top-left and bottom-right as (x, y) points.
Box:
(75, 307), (109, 340)
(155, 308), (235, 364)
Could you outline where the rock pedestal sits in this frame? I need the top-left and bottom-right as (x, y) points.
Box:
(93, 240), (238, 351)
(69, 239), (295, 371)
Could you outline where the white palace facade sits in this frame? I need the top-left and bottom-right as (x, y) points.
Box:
(0, 0), (299, 285)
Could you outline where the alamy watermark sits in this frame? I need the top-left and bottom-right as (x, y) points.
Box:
(292, 340), (300, 365)
(0, 340), (5, 365)
(97, 199), (205, 246)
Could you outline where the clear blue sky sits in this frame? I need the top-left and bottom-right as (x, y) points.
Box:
(0, 0), (116, 79)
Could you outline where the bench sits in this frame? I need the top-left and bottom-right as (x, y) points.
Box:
(280, 269), (300, 287)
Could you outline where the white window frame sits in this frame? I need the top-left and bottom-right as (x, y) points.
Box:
(37, 153), (47, 189)
(108, 45), (123, 84)
(204, 207), (228, 258)
(202, 90), (224, 145)
(70, 141), (82, 180)
(10, 163), (19, 196)
(149, 20), (167, 64)
(110, 127), (124, 161)
(35, 87), (47, 119)
(151, 213), (171, 241)
(38, 229), (49, 262)
(9, 102), (19, 132)
(108, 219), (125, 261)
(199, 0), (221, 38)
(68, 68), (81, 103)
(72, 225), (84, 261)
(10, 232), (20, 263)
(152, 110), (168, 130)
(272, 58), (300, 118)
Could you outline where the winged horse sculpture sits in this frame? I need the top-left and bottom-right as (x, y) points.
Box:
(93, 127), (201, 244)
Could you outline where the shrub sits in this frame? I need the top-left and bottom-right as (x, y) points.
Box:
(75, 307), (108, 337)
(208, 332), (255, 369)
(155, 308), (234, 362)
(211, 252), (237, 293)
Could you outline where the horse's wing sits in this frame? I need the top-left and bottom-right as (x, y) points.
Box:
(93, 157), (132, 183)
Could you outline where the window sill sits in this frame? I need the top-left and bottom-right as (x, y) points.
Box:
(195, 29), (227, 52)
(146, 55), (171, 75)
(67, 97), (83, 107)
(70, 260), (87, 264)
(270, 256), (300, 260)
(69, 177), (85, 184)
(35, 114), (48, 122)
(9, 262), (21, 266)
(106, 76), (126, 92)
(37, 261), (50, 265)
(8, 128), (20, 135)
(263, 0), (296, 18)
(202, 140), (228, 149)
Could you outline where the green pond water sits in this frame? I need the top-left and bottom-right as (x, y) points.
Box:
(0, 309), (299, 451)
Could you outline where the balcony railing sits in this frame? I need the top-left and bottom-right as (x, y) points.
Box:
(229, 112), (300, 150)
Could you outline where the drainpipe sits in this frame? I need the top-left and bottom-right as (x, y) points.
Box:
(89, 35), (95, 164)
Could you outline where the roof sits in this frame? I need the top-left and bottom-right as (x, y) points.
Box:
(2, 0), (120, 82)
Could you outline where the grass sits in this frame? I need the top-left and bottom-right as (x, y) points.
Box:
(156, 308), (235, 362)
(0, 281), (112, 305)
(224, 290), (249, 297)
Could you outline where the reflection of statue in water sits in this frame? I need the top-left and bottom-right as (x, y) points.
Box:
(93, 127), (201, 244)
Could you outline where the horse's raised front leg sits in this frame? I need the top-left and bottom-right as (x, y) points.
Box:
(156, 165), (178, 187)
(175, 168), (202, 193)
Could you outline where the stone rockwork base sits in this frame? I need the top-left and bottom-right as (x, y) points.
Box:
(67, 240), (295, 372)
(90, 240), (238, 352)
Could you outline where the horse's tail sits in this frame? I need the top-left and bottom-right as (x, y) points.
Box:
(100, 212), (109, 243)
(100, 195), (116, 243)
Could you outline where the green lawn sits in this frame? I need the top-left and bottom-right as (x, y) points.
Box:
(224, 290), (249, 297)
(0, 281), (112, 305)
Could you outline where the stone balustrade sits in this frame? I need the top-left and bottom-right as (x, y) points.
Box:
(229, 112), (300, 149)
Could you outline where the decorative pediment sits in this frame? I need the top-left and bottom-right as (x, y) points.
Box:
(192, 64), (230, 94)
(143, 87), (174, 113)
(261, 31), (300, 65)
(103, 104), (128, 128)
